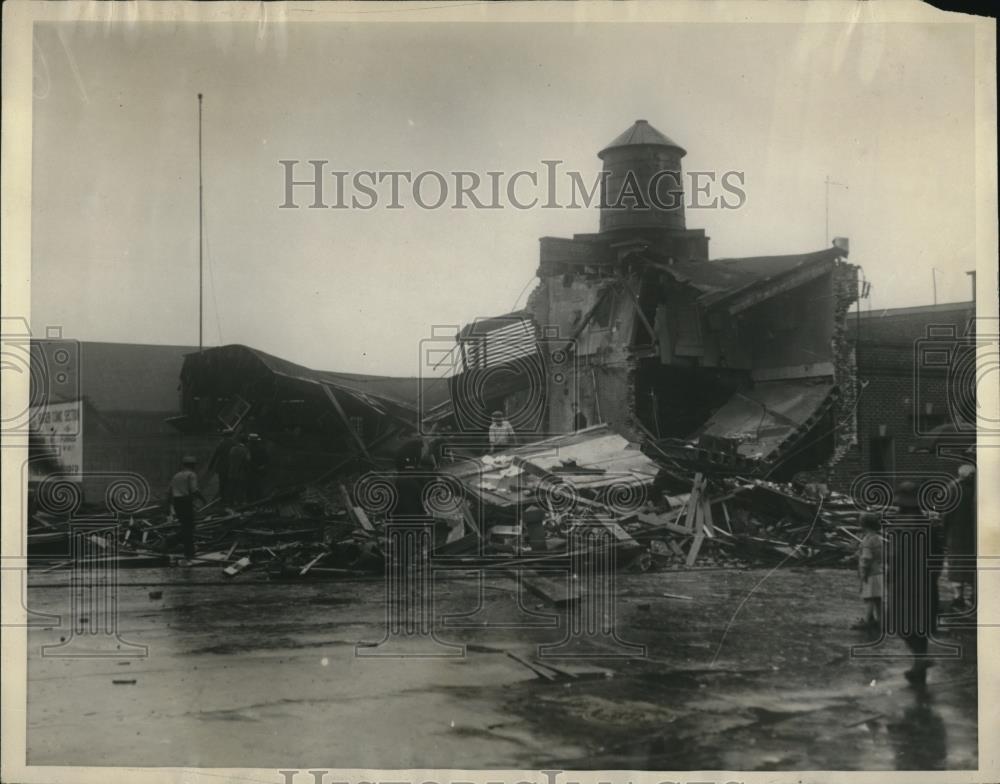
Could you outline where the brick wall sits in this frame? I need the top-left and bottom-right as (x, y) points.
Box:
(827, 301), (976, 491)
(829, 262), (860, 462)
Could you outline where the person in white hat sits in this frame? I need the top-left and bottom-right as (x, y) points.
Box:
(488, 410), (515, 453)
(167, 455), (206, 560)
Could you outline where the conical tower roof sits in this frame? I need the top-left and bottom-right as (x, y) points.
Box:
(598, 119), (686, 158)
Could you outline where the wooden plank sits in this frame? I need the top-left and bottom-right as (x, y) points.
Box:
(518, 571), (579, 606)
(540, 661), (612, 680)
(838, 526), (863, 543)
(719, 501), (732, 534)
(188, 551), (231, 563)
(223, 556), (252, 577)
(701, 496), (715, 538)
(686, 531), (706, 566)
(321, 383), (373, 461)
(681, 474), (704, 532)
(353, 506), (374, 533)
(505, 651), (559, 681)
(597, 519), (638, 547)
(640, 520), (695, 538)
(620, 277), (658, 345)
(299, 551), (327, 576)
(637, 510), (685, 528)
(340, 484), (375, 532)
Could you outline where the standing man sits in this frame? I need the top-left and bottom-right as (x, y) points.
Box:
(488, 410), (516, 453)
(571, 402), (589, 431)
(227, 435), (251, 505)
(167, 455), (206, 560)
(393, 439), (429, 518)
(247, 433), (268, 502)
(206, 428), (237, 506)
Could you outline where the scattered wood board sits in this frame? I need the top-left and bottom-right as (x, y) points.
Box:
(517, 571), (579, 606)
(539, 661), (613, 680)
(223, 556), (252, 577)
(505, 651), (560, 681)
(299, 552), (327, 576)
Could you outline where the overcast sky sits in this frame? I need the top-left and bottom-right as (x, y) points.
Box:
(31, 19), (978, 375)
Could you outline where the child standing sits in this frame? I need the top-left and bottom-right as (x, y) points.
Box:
(852, 512), (884, 630)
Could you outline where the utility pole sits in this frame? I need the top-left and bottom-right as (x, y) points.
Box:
(198, 92), (204, 353)
(824, 175), (848, 245)
(932, 267), (938, 306)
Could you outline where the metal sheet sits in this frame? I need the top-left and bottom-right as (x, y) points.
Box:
(696, 381), (836, 461)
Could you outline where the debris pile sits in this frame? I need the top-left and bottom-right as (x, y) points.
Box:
(28, 425), (870, 576)
(28, 477), (382, 578)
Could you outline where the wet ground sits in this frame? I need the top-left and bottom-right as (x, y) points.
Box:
(25, 566), (978, 770)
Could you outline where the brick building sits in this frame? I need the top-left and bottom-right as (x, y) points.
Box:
(828, 300), (977, 489)
(450, 119), (860, 479)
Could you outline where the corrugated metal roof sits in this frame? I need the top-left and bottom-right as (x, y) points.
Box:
(696, 380), (837, 461)
(599, 119), (686, 157)
(442, 424), (660, 508)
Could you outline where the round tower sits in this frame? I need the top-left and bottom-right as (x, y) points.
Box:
(598, 119), (686, 235)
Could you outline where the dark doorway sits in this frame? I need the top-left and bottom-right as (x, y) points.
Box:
(869, 435), (896, 474)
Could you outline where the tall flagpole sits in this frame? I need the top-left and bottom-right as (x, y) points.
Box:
(198, 93), (204, 353)
(824, 175), (829, 246)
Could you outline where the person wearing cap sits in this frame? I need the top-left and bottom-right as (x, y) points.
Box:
(887, 479), (945, 685)
(168, 455), (206, 559)
(488, 410), (515, 453)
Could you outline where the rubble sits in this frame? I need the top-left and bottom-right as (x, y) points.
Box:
(28, 423), (874, 577)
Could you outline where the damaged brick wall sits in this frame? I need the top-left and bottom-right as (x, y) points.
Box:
(827, 261), (860, 472)
(526, 273), (639, 436)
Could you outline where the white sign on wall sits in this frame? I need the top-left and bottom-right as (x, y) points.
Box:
(29, 400), (84, 481)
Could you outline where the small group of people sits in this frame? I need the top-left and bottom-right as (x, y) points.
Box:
(165, 429), (270, 560)
(850, 465), (977, 686)
(206, 430), (268, 506)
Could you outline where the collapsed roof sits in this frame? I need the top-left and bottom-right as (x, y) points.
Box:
(174, 344), (451, 459)
(649, 247), (847, 312)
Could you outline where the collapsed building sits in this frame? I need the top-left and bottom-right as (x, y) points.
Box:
(172, 345), (450, 483)
(449, 120), (860, 480)
(28, 122), (913, 576)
